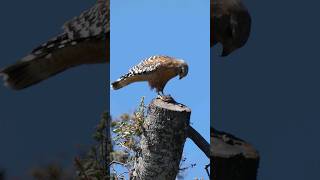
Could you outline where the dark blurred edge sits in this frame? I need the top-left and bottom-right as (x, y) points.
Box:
(0, 169), (5, 180)
(210, 128), (259, 180)
(210, 0), (259, 179)
(105, 0), (111, 178)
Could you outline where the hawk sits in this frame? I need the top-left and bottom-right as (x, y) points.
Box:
(211, 0), (251, 56)
(0, 0), (109, 90)
(111, 55), (188, 97)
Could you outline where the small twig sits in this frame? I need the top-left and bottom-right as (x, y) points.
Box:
(205, 163), (210, 178)
(109, 161), (129, 170)
(117, 171), (129, 179)
(187, 125), (210, 158)
(110, 164), (118, 179)
(110, 160), (130, 180)
(179, 163), (196, 172)
(109, 160), (128, 167)
(109, 160), (131, 173)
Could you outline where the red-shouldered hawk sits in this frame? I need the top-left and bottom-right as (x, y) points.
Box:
(211, 0), (251, 56)
(0, 0), (109, 90)
(111, 55), (188, 96)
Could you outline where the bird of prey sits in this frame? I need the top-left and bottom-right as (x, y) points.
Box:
(111, 55), (188, 97)
(0, 0), (109, 90)
(211, 0), (251, 56)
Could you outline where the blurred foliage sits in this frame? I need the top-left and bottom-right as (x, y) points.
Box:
(112, 97), (145, 156)
(0, 169), (5, 180)
(27, 112), (112, 180)
(72, 98), (146, 179)
(24, 97), (196, 180)
(30, 163), (74, 180)
(110, 97), (194, 179)
(74, 112), (111, 180)
(110, 97), (146, 178)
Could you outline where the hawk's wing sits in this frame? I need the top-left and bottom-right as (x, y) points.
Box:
(63, 0), (109, 40)
(0, 0), (109, 90)
(211, 0), (251, 56)
(111, 56), (174, 90)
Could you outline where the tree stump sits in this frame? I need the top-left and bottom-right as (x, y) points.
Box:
(132, 98), (191, 180)
(211, 128), (260, 180)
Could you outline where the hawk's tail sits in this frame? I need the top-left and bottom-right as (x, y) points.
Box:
(0, 31), (106, 90)
(0, 58), (69, 90)
(111, 79), (125, 90)
(111, 75), (133, 90)
(0, 33), (75, 90)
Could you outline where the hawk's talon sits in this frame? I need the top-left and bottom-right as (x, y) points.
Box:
(157, 94), (163, 99)
(157, 94), (175, 102)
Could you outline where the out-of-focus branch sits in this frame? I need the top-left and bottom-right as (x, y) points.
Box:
(211, 128), (260, 180)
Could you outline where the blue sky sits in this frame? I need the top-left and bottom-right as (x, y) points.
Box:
(111, 0), (210, 179)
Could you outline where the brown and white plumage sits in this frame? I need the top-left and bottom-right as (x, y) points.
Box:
(0, 0), (109, 90)
(111, 55), (188, 95)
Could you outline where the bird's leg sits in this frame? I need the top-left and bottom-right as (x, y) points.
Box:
(161, 90), (172, 99)
(157, 90), (165, 100)
(160, 90), (165, 96)
(157, 91), (163, 99)
(157, 90), (173, 102)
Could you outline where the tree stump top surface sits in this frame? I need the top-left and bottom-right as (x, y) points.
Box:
(211, 129), (259, 159)
(152, 98), (191, 113)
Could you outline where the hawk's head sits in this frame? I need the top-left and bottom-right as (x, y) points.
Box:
(212, 0), (251, 56)
(220, 11), (251, 57)
(178, 61), (188, 80)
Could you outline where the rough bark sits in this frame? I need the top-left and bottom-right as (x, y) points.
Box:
(211, 128), (259, 180)
(132, 98), (191, 180)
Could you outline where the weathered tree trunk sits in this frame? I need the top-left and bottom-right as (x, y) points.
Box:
(211, 128), (260, 180)
(132, 98), (191, 180)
